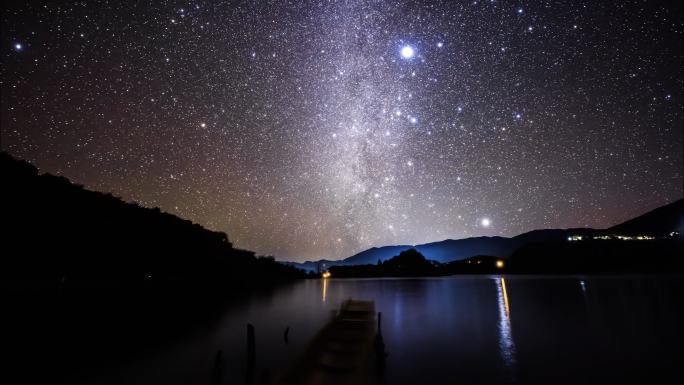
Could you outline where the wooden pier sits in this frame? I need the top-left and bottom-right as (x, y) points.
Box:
(274, 299), (379, 385)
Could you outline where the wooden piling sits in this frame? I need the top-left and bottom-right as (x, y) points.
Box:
(211, 349), (223, 385)
(377, 312), (382, 333)
(247, 323), (256, 384)
(374, 311), (386, 368)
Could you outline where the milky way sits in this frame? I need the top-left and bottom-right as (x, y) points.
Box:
(2, 1), (682, 261)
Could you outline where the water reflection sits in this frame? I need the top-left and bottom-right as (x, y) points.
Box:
(495, 277), (516, 366)
(321, 277), (328, 302)
(78, 276), (683, 385)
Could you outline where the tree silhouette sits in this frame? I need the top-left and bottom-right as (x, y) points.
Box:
(1, 152), (305, 291)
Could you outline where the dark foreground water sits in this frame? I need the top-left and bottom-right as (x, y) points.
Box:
(52, 276), (684, 384)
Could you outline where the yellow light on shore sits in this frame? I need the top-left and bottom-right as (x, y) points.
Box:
(496, 260), (505, 269)
(322, 271), (331, 278)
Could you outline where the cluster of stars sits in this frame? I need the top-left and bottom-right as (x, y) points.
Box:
(1, 0), (682, 262)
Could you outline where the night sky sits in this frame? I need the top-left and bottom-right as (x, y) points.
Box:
(2, 1), (682, 262)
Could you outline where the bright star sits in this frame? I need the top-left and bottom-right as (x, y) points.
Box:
(481, 218), (491, 227)
(437, 42), (444, 48)
(14, 43), (22, 51)
(400, 45), (415, 59)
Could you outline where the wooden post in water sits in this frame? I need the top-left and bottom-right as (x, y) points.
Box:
(247, 323), (255, 384)
(377, 311), (382, 333)
(211, 350), (223, 385)
(375, 311), (387, 369)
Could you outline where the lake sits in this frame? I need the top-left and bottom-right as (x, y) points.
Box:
(72, 275), (683, 384)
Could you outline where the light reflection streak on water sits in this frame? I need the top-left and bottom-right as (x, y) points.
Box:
(322, 277), (328, 302)
(496, 277), (516, 366)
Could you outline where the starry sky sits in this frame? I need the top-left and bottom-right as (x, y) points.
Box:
(2, 1), (682, 262)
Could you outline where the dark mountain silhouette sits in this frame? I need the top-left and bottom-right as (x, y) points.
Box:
(506, 199), (684, 274)
(285, 233), (581, 271)
(288, 199), (683, 271)
(0, 152), (305, 291)
(329, 249), (439, 278)
(508, 237), (683, 274)
(328, 228), (684, 278)
(608, 199), (684, 236)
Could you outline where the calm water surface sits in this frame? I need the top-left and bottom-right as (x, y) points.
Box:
(83, 276), (683, 384)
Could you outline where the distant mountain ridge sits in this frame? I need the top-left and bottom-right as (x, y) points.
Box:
(608, 199), (684, 236)
(286, 199), (683, 271)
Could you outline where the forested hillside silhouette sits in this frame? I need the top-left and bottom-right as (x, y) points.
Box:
(1, 152), (305, 291)
(329, 249), (440, 277)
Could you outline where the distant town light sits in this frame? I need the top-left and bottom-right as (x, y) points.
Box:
(569, 233), (657, 241)
(322, 271), (331, 278)
(496, 260), (504, 269)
